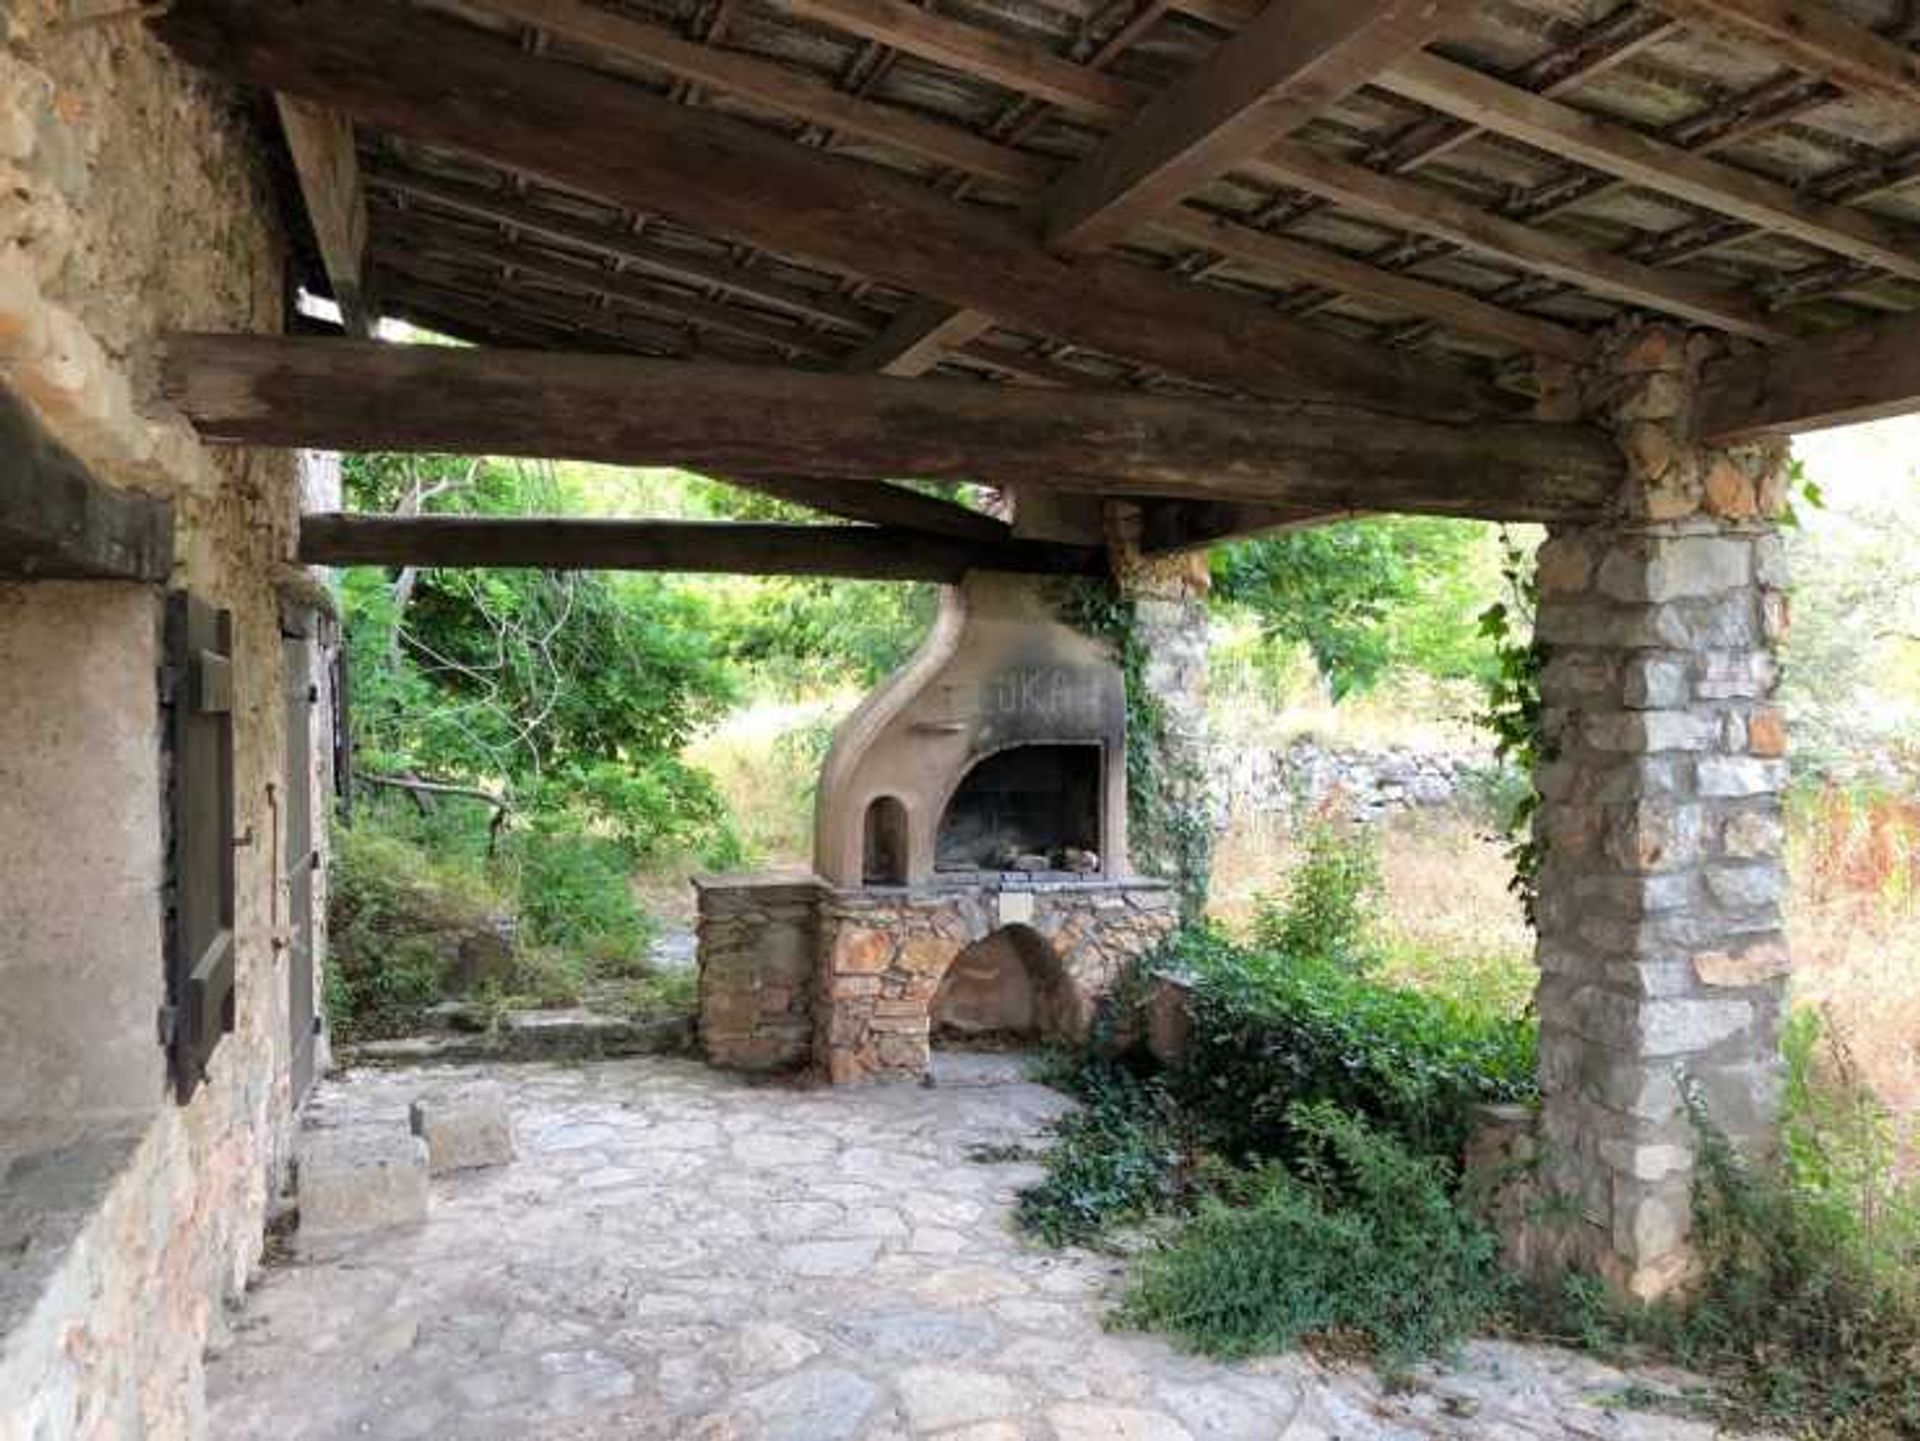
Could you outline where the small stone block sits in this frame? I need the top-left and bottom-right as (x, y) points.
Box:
(409, 1083), (515, 1174)
(298, 1127), (429, 1236)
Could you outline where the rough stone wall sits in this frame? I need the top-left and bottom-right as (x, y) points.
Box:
(1106, 504), (1213, 920)
(696, 873), (824, 1072)
(817, 881), (1176, 1084)
(1524, 323), (1792, 1299)
(1, 8), (317, 1436)
(1207, 739), (1490, 827)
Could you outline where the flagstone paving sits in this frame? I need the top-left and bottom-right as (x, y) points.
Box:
(206, 1055), (1733, 1440)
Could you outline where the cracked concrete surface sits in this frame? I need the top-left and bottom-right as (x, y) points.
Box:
(207, 1056), (1727, 1439)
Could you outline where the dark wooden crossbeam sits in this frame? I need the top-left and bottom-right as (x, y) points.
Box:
(1042, 0), (1462, 253)
(161, 335), (1622, 522)
(0, 385), (173, 581)
(1697, 310), (1920, 441)
(275, 97), (371, 335)
(717, 475), (1012, 543)
(300, 514), (1099, 580)
(151, 0), (1510, 422)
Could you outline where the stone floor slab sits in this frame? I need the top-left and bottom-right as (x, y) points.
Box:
(208, 1057), (1741, 1440)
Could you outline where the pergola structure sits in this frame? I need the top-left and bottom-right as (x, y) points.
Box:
(143, 0), (1920, 1295)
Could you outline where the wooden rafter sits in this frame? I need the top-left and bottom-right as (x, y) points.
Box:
(1042, 0), (1463, 253)
(1698, 307), (1920, 440)
(1652, 0), (1920, 109)
(1377, 52), (1920, 283)
(716, 474), (1014, 542)
(275, 97), (371, 335)
(377, 211), (850, 361)
(160, 335), (1620, 522)
(762, 0), (1840, 339)
(458, 0), (1591, 360)
(299, 514), (1100, 580)
(154, 0), (1508, 420)
(1244, 142), (1796, 341)
(842, 299), (996, 377)
(371, 167), (884, 335)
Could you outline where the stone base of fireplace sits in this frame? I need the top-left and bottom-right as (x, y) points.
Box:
(695, 872), (1176, 1084)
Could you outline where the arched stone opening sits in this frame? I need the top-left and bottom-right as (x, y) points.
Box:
(931, 924), (1077, 1046)
(861, 795), (910, 885)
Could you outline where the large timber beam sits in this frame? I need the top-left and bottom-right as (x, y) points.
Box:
(0, 386), (173, 581)
(299, 514), (1098, 580)
(1697, 310), (1920, 441)
(161, 335), (1622, 522)
(151, 0), (1508, 421)
(275, 97), (371, 335)
(1042, 0), (1461, 253)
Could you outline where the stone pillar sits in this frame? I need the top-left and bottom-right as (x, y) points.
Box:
(694, 872), (823, 1071)
(1106, 503), (1214, 921)
(1527, 324), (1793, 1298)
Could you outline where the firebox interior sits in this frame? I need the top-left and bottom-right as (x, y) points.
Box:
(934, 743), (1101, 874)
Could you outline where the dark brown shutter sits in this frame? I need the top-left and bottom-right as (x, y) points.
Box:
(162, 590), (237, 1102)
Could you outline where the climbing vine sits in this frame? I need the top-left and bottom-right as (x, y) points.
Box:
(1061, 578), (1213, 924)
(1474, 529), (1549, 926)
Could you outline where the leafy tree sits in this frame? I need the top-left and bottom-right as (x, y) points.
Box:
(1213, 517), (1516, 697)
(339, 452), (737, 863)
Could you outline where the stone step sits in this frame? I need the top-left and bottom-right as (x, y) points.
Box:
(340, 1009), (694, 1068)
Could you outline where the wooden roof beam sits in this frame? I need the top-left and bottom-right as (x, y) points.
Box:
(1652, 0), (1920, 110)
(1698, 309), (1920, 440)
(763, 0), (1797, 339)
(370, 165), (887, 335)
(1, 384), (173, 581)
(842, 299), (996, 377)
(1378, 52), (1920, 282)
(161, 335), (1622, 522)
(1042, 0), (1465, 254)
(456, 0), (1590, 360)
(1244, 142), (1796, 341)
(376, 211), (851, 361)
(275, 97), (371, 335)
(712, 474), (1013, 541)
(300, 514), (1102, 580)
(153, 0), (1506, 420)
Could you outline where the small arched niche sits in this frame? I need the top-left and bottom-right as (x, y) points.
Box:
(932, 925), (1076, 1045)
(862, 795), (911, 885)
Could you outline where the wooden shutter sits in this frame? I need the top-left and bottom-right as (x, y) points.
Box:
(162, 590), (236, 1102)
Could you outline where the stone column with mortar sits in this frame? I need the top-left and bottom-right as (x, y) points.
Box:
(1525, 322), (1793, 1298)
(1106, 502), (1214, 922)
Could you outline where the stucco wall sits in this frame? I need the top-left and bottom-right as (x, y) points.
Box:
(1, 6), (324, 1436)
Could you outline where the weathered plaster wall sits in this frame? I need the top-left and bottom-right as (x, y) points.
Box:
(0, 583), (168, 1115)
(1, 7), (322, 1436)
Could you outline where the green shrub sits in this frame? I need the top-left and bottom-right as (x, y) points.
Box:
(326, 818), (508, 1039)
(1117, 1103), (1504, 1370)
(1169, 927), (1537, 1165)
(1252, 816), (1383, 971)
(506, 822), (653, 965)
(1016, 1062), (1188, 1247)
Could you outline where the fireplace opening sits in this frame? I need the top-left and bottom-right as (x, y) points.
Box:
(862, 795), (910, 885)
(935, 744), (1101, 874)
(932, 925), (1073, 1045)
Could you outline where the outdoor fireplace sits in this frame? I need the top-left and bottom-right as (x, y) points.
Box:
(697, 572), (1176, 1082)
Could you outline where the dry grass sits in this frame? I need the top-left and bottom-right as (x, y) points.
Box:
(1211, 805), (1536, 1018)
(1788, 787), (1920, 1117)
